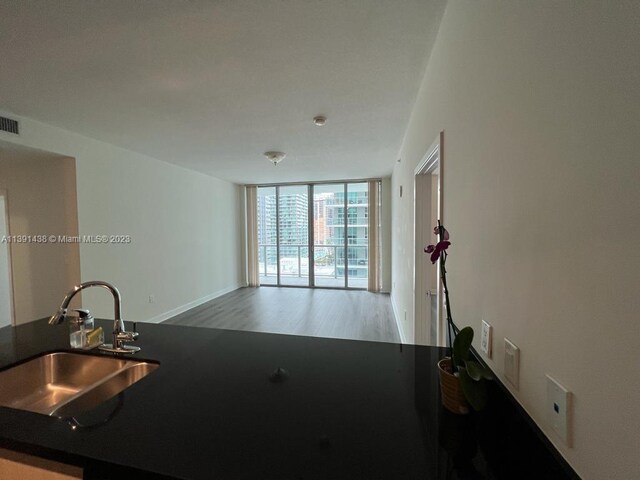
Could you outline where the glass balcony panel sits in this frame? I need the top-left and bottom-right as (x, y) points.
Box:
(259, 245), (278, 285)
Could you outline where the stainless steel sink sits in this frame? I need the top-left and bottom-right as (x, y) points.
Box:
(0, 352), (158, 417)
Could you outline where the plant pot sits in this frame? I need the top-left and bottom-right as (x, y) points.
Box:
(438, 358), (470, 415)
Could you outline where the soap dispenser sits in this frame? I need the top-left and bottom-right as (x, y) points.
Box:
(68, 308), (95, 348)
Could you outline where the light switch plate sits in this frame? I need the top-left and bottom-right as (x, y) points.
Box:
(480, 320), (492, 358)
(504, 338), (520, 389)
(546, 375), (572, 447)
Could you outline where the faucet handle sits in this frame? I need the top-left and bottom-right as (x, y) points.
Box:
(115, 328), (138, 342)
(125, 321), (139, 339)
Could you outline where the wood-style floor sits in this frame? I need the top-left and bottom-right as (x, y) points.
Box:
(163, 287), (400, 343)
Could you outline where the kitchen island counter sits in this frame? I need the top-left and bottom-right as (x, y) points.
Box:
(0, 319), (576, 479)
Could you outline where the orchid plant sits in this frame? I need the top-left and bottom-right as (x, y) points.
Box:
(424, 221), (454, 353)
(425, 221), (493, 411)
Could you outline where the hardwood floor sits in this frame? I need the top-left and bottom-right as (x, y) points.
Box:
(163, 287), (400, 343)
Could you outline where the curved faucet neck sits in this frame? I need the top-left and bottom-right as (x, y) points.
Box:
(52, 281), (122, 330)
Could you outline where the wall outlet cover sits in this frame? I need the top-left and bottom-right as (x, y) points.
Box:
(504, 338), (520, 389)
(480, 320), (492, 358)
(546, 375), (572, 447)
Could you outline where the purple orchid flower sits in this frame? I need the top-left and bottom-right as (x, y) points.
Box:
(433, 225), (450, 240)
(426, 240), (451, 263)
(425, 224), (451, 263)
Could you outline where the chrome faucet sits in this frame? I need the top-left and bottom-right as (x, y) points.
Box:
(49, 281), (140, 354)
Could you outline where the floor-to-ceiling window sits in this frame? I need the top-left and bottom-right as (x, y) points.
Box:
(278, 185), (309, 286)
(346, 182), (369, 288)
(257, 181), (374, 289)
(257, 186), (277, 285)
(313, 184), (345, 288)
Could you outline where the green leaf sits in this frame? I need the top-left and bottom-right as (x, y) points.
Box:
(465, 360), (494, 381)
(459, 369), (488, 411)
(453, 326), (473, 367)
(464, 361), (483, 381)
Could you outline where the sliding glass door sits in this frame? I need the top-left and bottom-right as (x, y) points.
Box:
(258, 182), (371, 289)
(278, 185), (309, 286)
(313, 184), (346, 288)
(257, 186), (277, 285)
(346, 182), (369, 288)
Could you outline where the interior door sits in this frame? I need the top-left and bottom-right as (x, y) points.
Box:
(414, 173), (433, 345)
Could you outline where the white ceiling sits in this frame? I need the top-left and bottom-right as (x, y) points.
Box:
(0, 1), (445, 184)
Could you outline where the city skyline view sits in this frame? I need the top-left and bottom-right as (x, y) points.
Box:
(257, 183), (369, 288)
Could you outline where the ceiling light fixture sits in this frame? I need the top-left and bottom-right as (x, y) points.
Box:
(264, 151), (286, 166)
(313, 115), (327, 126)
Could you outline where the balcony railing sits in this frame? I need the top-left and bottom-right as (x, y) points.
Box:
(258, 244), (368, 279)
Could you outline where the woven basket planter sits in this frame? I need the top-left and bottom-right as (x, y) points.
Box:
(438, 358), (470, 415)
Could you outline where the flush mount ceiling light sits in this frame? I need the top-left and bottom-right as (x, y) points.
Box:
(313, 115), (327, 126)
(264, 151), (286, 166)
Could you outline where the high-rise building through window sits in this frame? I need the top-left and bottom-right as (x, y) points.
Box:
(257, 182), (371, 288)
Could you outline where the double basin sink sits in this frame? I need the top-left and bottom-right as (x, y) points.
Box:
(0, 352), (158, 418)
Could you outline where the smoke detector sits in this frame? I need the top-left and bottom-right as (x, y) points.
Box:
(264, 151), (286, 166)
(313, 115), (326, 126)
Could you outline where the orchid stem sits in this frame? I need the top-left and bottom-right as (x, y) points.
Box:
(437, 220), (456, 373)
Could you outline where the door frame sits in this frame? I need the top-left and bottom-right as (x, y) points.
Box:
(0, 189), (15, 327)
(413, 132), (444, 345)
(308, 184), (315, 288)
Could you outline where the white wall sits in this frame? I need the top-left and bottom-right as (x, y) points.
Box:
(0, 115), (244, 323)
(391, 1), (640, 479)
(0, 151), (81, 325)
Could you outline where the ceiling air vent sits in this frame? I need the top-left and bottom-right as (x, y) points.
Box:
(0, 116), (19, 135)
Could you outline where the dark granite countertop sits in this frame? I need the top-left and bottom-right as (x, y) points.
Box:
(0, 319), (578, 479)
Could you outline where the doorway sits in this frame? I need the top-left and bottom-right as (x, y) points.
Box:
(414, 132), (443, 346)
(0, 191), (14, 327)
(0, 142), (81, 325)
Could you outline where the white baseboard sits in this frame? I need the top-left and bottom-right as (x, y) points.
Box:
(390, 293), (406, 344)
(143, 283), (243, 324)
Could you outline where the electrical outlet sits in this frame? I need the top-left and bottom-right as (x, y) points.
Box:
(504, 338), (520, 389)
(546, 375), (572, 447)
(480, 320), (492, 358)
(148, 294), (155, 304)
